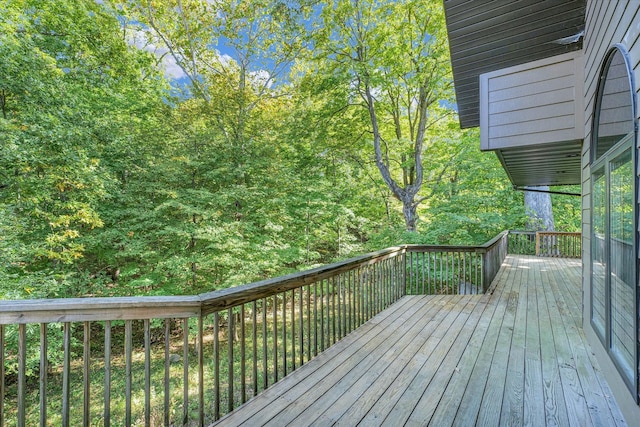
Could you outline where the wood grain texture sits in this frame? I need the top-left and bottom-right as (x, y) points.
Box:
(211, 256), (628, 427)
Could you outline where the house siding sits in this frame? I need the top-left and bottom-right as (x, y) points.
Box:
(479, 52), (584, 150)
(582, 0), (640, 423)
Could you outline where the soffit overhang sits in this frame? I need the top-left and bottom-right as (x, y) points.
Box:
(496, 141), (583, 187)
(444, 0), (586, 129)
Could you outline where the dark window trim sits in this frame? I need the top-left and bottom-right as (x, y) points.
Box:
(589, 44), (639, 402)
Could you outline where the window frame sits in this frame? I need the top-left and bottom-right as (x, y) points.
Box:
(589, 44), (638, 400)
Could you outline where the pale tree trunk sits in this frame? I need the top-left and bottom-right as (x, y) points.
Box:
(363, 80), (426, 233)
(524, 186), (555, 231)
(401, 197), (418, 232)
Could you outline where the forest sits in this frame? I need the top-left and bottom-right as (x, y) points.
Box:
(0, 0), (581, 301)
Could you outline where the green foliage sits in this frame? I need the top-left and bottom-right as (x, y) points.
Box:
(1, 0), (581, 302)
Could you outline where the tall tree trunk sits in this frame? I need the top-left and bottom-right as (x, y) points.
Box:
(524, 186), (555, 231)
(402, 198), (418, 232)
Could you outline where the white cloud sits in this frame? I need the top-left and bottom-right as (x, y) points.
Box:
(126, 28), (187, 80)
(249, 69), (272, 89)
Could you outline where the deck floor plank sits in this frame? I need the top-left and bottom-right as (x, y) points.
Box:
(427, 251), (513, 426)
(211, 256), (628, 427)
(524, 257), (546, 427)
(336, 296), (473, 426)
(501, 255), (529, 426)
(449, 246), (518, 426)
(548, 258), (625, 427)
(300, 294), (454, 426)
(475, 256), (523, 426)
(540, 256), (591, 427)
(267, 295), (451, 426)
(257, 295), (427, 425)
(535, 256), (570, 427)
(326, 295), (457, 425)
(216, 295), (419, 425)
(556, 260), (626, 426)
(402, 295), (488, 426)
(380, 298), (478, 425)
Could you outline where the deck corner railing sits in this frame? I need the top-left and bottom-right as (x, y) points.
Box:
(403, 230), (508, 296)
(1, 228), (581, 426)
(535, 231), (581, 258)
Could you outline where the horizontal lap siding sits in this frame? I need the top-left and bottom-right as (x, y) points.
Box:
(583, 0), (640, 295)
(583, 0), (640, 423)
(481, 52), (583, 150)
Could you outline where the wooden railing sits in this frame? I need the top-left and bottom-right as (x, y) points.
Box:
(535, 231), (581, 258)
(0, 229), (528, 426)
(507, 230), (582, 258)
(507, 230), (537, 255)
(1, 247), (408, 427)
(404, 231), (508, 295)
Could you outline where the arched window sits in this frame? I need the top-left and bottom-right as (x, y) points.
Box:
(590, 46), (637, 396)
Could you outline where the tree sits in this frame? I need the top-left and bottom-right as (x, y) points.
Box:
(524, 187), (555, 231)
(313, 0), (454, 231)
(0, 0), (169, 297)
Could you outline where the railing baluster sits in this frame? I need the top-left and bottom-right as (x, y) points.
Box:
(273, 295), (278, 383)
(214, 313), (220, 420)
(62, 322), (71, 427)
(446, 252), (450, 294)
(320, 280), (325, 352)
(228, 309), (234, 413)
(144, 319), (151, 427)
(18, 324), (26, 427)
(103, 322), (112, 426)
(357, 268), (362, 327)
(164, 319), (170, 426)
(386, 259), (390, 306)
(343, 272), (347, 336)
(252, 301), (258, 397)
(241, 304), (246, 404)
(336, 276), (341, 341)
(262, 298), (267, 390)
(291, 289), (296, 371)
(198, 315), (204, 426)
(353, 270), (358, 327)
(420, 252), (425, 294)
(306, 285), (311, 361)
(369, 265), (374, 318)
(313, 282), (318, 356)
(40, 323), (47, 427)
(345, 272), (350, 334)
(83, 321), (90, 427)
(298, 287), (304, 368)
(183, 318), (189, 425)
(382, 261), (387, 308)
(426, 251), (430, 294)
(104, 321), (112, 425)
(124, 320), (132, 427)
(283, 293), (287, 377)
(376, 263), (381, 313)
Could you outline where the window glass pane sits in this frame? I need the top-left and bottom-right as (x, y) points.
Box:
(591, 168), (606, 338)
(595, 50), (633, 159)
(609, 148), (634, 380)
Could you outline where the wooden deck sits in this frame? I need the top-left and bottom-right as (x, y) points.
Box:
(212, 255), (627, 426)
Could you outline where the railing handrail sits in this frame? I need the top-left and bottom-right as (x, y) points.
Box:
(403, 230), (509, 254)
(0, 233), (520, 324)
(536, 231), (581, 236)
(0, 246), (408, 323)
(199, 246), (406, 315)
